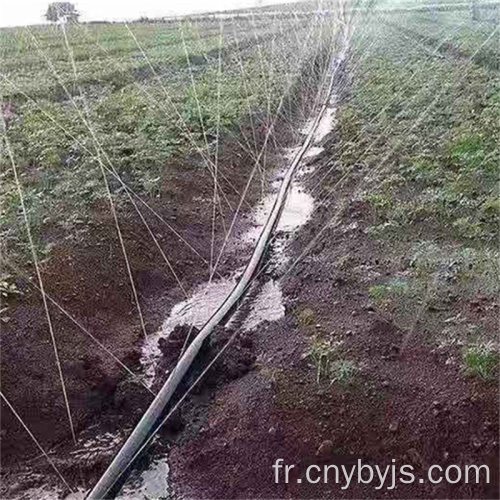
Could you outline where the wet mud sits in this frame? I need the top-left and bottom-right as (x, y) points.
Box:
(0, 109), (300, 496)
(0, 53), (329, 496)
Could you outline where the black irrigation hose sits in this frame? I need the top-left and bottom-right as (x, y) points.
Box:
(87, 29), (349, 500)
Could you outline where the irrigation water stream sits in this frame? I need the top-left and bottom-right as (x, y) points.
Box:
(141, 98), (337, 392)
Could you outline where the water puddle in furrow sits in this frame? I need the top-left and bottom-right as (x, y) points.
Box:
(18, 452), (171, 500)
(140, 178), (312, 388)
(242, 280), (285, 332)
(140, 100), (338, 388)
(141, 276), (239, 387)
(116, 456), (171, 500)
(11, 433), (172, 500)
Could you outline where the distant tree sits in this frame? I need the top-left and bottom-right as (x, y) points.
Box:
(45, 2), (80, 23)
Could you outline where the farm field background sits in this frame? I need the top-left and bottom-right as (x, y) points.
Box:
(0, 0), (499, 498)
(1, 10), (323, 260)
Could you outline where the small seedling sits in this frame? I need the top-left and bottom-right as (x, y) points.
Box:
(306, 336), (357, 385)
(368, 285), (389, 303)
(306, 335), (333, 383)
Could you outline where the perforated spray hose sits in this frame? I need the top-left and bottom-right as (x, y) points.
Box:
(87, 39), (348, 500)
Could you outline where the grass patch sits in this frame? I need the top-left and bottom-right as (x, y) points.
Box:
(306, 336), (333, 383)
(336, 11), (499, 245)
(329, 8), (499, 356)
(331, 360), (358, 385)
(462, 344), (499, 380)
(1, 16), (330, 264)
(369, 278), (412, 306)
(410, 241), (500, 298)
(368, 285), (389, 303)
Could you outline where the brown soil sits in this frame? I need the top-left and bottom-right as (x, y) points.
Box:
(0, 114), (297, 482)
(168, 127), (499, 499)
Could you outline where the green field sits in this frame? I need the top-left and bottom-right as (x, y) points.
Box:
(0, 12), (334, 269)
(318, 3), (499, 371)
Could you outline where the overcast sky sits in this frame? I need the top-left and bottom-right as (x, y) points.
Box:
(0, 0), (297, 27)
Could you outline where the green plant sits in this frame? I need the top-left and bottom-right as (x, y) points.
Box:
(450, 134), (487, 172)
(452, 217), (485, 239)
(331, 360), (358, 385)
(368, 285), (389, 303)
(409, 159), (443, 184)
(305, 336), (357, 386)
(328, 8), (499, 381)
(462, 344), (498, 380)
(305, 336), (333, 383)
(365, 192), (393, 212)
(410, 241), (500, 298)
(1, 18), (313, 269)
(481, 195), (500, 217)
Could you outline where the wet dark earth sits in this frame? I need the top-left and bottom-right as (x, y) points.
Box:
(168, 112), (499, 499)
